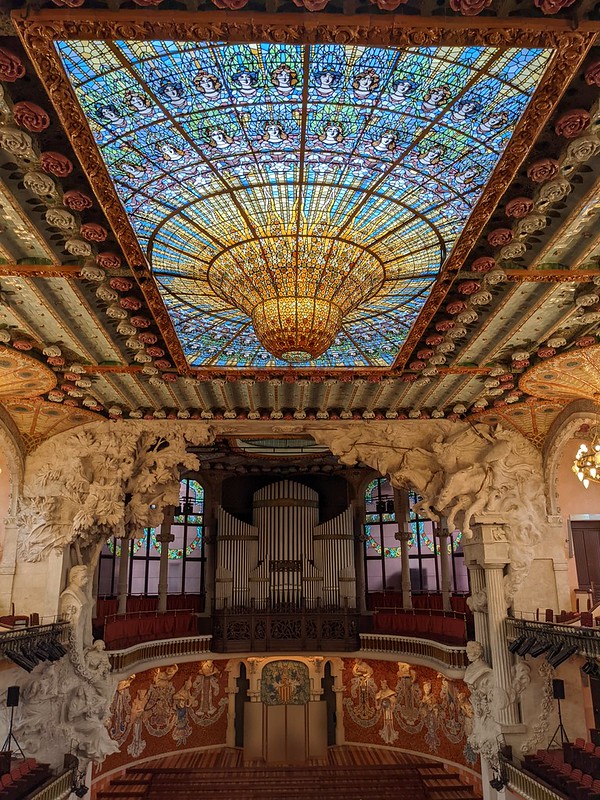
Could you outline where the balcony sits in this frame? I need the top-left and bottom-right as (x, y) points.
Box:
(212, 602), (360, 653)
(506, 617), (600, 661)
(501, 758), (567, 800)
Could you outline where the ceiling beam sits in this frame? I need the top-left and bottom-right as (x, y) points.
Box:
(504, 269), (600, 283)
(0, 263), (82, 278)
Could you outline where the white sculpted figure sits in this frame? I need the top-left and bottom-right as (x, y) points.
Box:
(463, 641), (530, 765)
(59, 564), (94, 651)
(311, 421), (545, 606)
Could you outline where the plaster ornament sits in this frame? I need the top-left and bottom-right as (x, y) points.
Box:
(177, 409), (191, 419)
(429, 353), (447, 365)
(499, 241), (526, 260)
(471, 257), (496, 273)
(316, 410), (329, 420)
(65, 238), (93, 257)
(505, 197), (534, 218)
(463, 641), (530, 766)
(457, 280), (480, 296)
(63, 190), (93, 211)
(431, 409), (445, 418)
(311, 419), (546, 602)
(42, 345), (61, 357)
(487, 228), (513, 247)
(0, 47), (25, 82)
(0, 126), (36, 159)
(456, 309), (478, 325)
(153, 409), (166, 419)
(512, 349), (529, 361)
(555, 108), (591, 139)
(436, 341), (455, 354)
(469, 290), (493, 306)
(484, 378), (500, 389)
(536, 177), (572, 207)
(413, 378), (430, 388)
(200, 410), (214, 419)
(80, 223), (107, 242)
(408, 409), (421, 419)
(13, 101), (50, 133)
(565, 134), (600, 164)
(67, 387), (83, 398)
(506, 393), (520, 403)
(362, 410), (376, 419)
(96, 285), (119, 303)
(69, 363), (85, 374)
(575, 311), (600, 325)
(515, 214), (547, 236)
(486, 387), (504, 397)
(141, 364), (158, 375)
(585, 61), (600, 88)
(82, 396), (96, 408)
(575, 291), (600, 307)
(47, 390), (64, 402)
(129, 409), (143, 418)
(385, 410), (398, 419)
(527, 158), (559, 183)
(116, 321), (137, 336)
(105, 304), (128, 320)
(40, 151), (73, 177)
(422, 366), (438, 377)
(148, 375), (164, 386)
(125, 337), (145, 351)
(484, 268), (507, 286)
(96, 252), (121, 270)
(473, 398), (488, 409)
(79, 264), (105, 282)
(44, 207), (76, 231)
(23, 171), (57, 200)
(546, 336), (567, 348)
(446, 325), (467, 340)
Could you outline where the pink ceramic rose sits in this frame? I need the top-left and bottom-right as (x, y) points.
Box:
(527, 158), (559, 183)
(555, 109), (591, 139)
(13, 101), (50, 133)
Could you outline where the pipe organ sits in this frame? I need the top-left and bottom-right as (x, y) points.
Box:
(215, 480), (356, 610)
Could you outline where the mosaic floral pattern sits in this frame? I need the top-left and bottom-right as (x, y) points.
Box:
(57, 41), (550, 367)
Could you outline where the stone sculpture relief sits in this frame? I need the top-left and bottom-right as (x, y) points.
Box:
(16, 420), (213, 563)
(463, 641), (530, 766)
(311, 421), (546, 605)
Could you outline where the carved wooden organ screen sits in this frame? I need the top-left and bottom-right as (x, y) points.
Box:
(215, 480), (356, 610)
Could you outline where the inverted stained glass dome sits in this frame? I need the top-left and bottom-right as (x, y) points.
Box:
(57, 41), (551, 368)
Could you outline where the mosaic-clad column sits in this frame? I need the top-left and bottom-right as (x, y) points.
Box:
(157, 507), (175, 614)
(354, 501), (367, 614)
(117, 537), (130, 615)
(394, 489), (412, 609)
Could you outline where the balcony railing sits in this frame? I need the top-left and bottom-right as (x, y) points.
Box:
(506, 617), (600, 660)
(29, 768), (77, 800)
(212, 605), (360, 653)
(360, 633), (468, 671)
(502, 759), (566, 800)
(108, 635), (212, 672)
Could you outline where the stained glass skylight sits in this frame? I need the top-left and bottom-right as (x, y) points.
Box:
(56, 41), (551, 368)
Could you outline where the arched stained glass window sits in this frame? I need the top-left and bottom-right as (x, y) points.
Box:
(364, 477), (468, 594)
(97, 476), (206, 600)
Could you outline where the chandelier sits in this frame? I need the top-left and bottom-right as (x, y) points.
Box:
(573, 427), (600, 489)
(208, 235), (384, 361)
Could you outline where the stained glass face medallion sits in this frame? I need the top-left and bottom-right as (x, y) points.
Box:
(57, 41), (551, 367)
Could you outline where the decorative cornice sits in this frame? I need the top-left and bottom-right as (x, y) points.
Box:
(12, 10), (598, 379)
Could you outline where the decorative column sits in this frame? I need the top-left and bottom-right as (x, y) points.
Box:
(394, 488), (412, 609)
(463, 514), (521, 728)
(157, 507), (175, 614)
(201, 474), (222, 614)
(466, 564), (490, 663)
(117, 537), (130, 615)
(437, 519), (452, 612)
(353, 499), (367, 614)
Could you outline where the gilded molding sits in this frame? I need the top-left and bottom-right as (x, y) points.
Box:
(12, 10), (597, 376)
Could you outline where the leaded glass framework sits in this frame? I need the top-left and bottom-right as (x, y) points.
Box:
(57, 40), (551, 367)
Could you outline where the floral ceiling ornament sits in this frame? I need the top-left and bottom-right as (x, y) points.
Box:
(533, 0), (576, 13)
(0, 47), (25, 82)
(585, 61), (600, 88)
(505, 197), (534, 218)
(527, 158), (559, 182)
(13, 101), (50, 133)
(40, 151), (73, 177)
(555, 108), (591, 138)
(449, 0), (493, 14)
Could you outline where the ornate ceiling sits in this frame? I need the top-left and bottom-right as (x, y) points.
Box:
(0, 2), (598, 450)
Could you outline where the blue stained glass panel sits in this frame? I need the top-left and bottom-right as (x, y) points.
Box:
(56, 40), (551, 368)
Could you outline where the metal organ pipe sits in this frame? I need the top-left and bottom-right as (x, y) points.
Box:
(215, 480), (357, 610)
